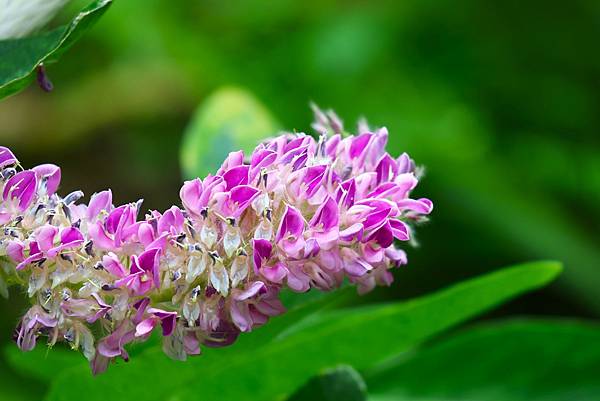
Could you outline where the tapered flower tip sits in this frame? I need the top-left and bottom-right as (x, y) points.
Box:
(180, 178), (203, 217)
(87, 190), (113, 220)
(3, 170), (37, 211)
(32, 164), (61, 196)
(0, 146), (18, 168)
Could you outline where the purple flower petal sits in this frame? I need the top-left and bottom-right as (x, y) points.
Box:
(275, 205), (305, 251)
(389, 219), (410, 241)
(0, 146), (18, 168)
(252, 238), (272, 272)
(86, 190), (112, 221)
(3, 170), (37, 212)
(339, 223), (364, 243)
(32, 164), (61, 196)
(396, 198), (433, 214)
(223, 165), (250, 190)
(148, 308), (178, 337)
(34, 225), (58, 252)
(180, 178), (204, 217)
(349, 133), (373, 159)
(102, 253), (127, 278)
(234, 281), (267, 301)
(6, 240), (24, 262)
(137, 248), (161, 288)
(135, 318), (157, 337)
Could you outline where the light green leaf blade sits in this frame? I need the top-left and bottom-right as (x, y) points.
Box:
(46, 261), (561, 401)
(0, 0), (112, 100)
(180, 86), (280, 179)
(366, 318), (600, 401)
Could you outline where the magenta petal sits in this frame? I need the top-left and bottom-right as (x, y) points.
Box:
(135, 318), (157, 337)
(105, 206), (126, 234)
(303, 238), (320, 258)
(229, 185), (259, 205)
(344, 258), (371, 276)
(368, 221), (395, 248)
(3, 170), (37, 212)
(102, 253), (127, 278)
(375, 154), (398, 184)
(325, 134), (341, 157)
(34, 225), (58, 252)
(218, 151), (245, 174)
(339, 223), (364, 243)
(6, 240), (24, 262)
(389, 219), (410, 241)
(254, 297), (285, 317)
(32, 164), (61, 196)
(249, 149), (277, 181)
(309, 196), (339, 230)
(179, 178), (203, 217)
(97, 322), (134, 358)
(386, 247), (408, 266)
(276, 205), (305, 242)
(396, 198), (433, 214)
(261, 262), (288, 283)
(230, 300), (253, 332)
(280, 237), (305, 258)
(361, 243), (384, 264)
(286, 265), (311, 292)
(363, 207), (392, 231)
(87, 190), (112, 220)
(88, 221), (115, 251)
(336, 178), (356, 209)
(303, 165), (327, 197)
(0, 146), (18, 168)
(252, 238), (272, 272)
(133, 297), (151, 323)
(349, 133), (373, 159)
(138, 222), (155, 246)
(60, 226), (84, 244)
(138, 248), (161, 288)
(223, 165), (250, 190)
(397, 152), (415, 174)
(158, 206), (185, 234)
(148, 308), (178, 337)
(234, 281), (267, 301)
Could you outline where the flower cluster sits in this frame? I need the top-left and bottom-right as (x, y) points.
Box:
(0, 112), (432, 374)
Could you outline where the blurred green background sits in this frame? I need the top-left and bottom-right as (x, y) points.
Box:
(0, 0), (599, 397)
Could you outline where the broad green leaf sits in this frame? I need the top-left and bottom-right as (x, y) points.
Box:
(46, 261), (561, 401)
(428, 162), (600, 312)
(287, 365), (367, 401)
(180, 87), (280, 179)
(4, 344), (87, 383)
(0, 0), (112, 100)
(365, 318), (600, 401)
(0, 362), (44, 401)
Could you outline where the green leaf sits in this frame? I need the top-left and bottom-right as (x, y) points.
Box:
(45, 261), (561, 401)
(4, 344), (87, 383)
(0, 0), (112, 100)
(180, 86), (280, 179)
(287, 365), (367, 401)
(365, 318), (600, 401)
